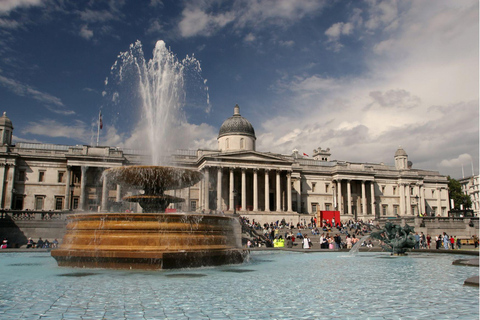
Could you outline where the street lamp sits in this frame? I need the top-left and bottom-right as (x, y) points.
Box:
(233, 189), (237, 215)
(415, 195), (419, 216)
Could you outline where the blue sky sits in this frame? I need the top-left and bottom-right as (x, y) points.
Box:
(0, 0), (478, 179)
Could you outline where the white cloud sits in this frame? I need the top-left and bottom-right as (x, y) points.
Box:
(23, 119), (89, 140)
(244, 33), (255, 42)
(439, 154), (474, 169)
(79, 25), (93, 40)
(0, 0), (43, 15)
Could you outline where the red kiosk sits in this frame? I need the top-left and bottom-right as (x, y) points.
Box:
(318, 210), (340, 227)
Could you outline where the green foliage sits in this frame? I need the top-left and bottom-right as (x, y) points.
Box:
(448, 176), (472, 209)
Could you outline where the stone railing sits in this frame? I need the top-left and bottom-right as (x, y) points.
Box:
(0, 210), (69, 221)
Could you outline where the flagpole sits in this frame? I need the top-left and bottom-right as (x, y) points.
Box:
(96, 111), (101, 146)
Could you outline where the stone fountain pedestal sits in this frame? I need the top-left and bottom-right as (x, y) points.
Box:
(51, 166), (247, 269)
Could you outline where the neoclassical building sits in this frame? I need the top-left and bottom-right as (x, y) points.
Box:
(0, 106), (450, 224)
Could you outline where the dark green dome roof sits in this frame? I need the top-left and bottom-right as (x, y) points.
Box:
(218, 105), (256, 139)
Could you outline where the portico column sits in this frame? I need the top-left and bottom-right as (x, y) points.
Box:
(116, 184), (122, 202)
(6, 164), (15, 209)
(265, 170), (270, 212)
(437, 188), (442, 216)
(199, 179), (203, 212)
(370, 181), (376, 217)
(361, 180), (367, 215)
(217, 167), (223, 212)
(79, 166), (88, 211)
(399, 183), (405, 216)
(204, 168), (210, 212)
(229, 168), (234, 211)
(420, 185), (425, 214)
(253, 169), (258, 211)
(185, 187), (190, 212)
(241, 168), (246, 211)
(276, 170), (281, 212)
(347, 180), (352, 216)
(406, 184), (411, 215)
(64, 166), (71, 210)
(287, 172), (292, 212)
(296, 178), (301, 213)
(337, 180), (342, 214)
(101, 171), (108, 212)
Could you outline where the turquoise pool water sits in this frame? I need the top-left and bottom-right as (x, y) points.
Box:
(0, 251), (477, 319)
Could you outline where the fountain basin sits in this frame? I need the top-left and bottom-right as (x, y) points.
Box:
(51, 213), (246, 269)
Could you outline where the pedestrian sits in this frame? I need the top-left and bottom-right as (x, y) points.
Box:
(456, 237), (461, 250)
(449, 235), (455, 250)
(443, 233), (449, 250)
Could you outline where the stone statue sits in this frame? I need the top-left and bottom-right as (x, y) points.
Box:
(370, 222), (416, 255)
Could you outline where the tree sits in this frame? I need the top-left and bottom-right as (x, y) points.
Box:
(448, 176), (472, 209)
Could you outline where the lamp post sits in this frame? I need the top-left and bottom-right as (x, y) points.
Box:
(415, 195), (419, 216)
(233, 189), (237, 215)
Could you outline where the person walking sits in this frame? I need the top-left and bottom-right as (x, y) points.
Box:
(443, 233), (449, 250)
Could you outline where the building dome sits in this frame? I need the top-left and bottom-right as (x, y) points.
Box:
(0, 112), (13, 129)
(395, 147), (407, 157)
(218, 105), (256, 139)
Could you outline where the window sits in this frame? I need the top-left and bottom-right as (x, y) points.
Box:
(393, 205), (398, 216)
(410, 187), (414, 195)
(226, 138), (229, 149)
(325, 184), (329, 193)
(55, 196), (64, 210)
(311, 203), (318, 213)
(432, 207), (437, 215)
(58, 171), (64, 183)
(325, 203), (331, 211)
(35, 196), (44, 210)
(381, 186), (385, 194)
(18, 170), (26, 182)
(312, 182), (316, 192)
(382, 205), (388, 216)
(73, 197), (79, 209)
(442, 207), (446, 216)
(190, 200), (197, 212)
(240, 138), (244, 149)
(38, 171), (45, 182)
(432, 190), (435, 197)
(411, 205), (416, 215)
(393, 187), (396, 195)
(14, 195), (24, 210)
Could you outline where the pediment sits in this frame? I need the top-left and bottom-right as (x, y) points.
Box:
(201, 151), (292, 165)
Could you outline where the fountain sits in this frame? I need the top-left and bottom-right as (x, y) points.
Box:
(51, 40), (246, 269)
(370, 222), (416, 255)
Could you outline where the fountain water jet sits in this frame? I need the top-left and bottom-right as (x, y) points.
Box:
(51, 41), (245, 269)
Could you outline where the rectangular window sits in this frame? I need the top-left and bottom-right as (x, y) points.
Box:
(35, 196), (44, 210)
(381, 186), (385, 194)
(73, 197), (79, 209)
(312, 182), (316, 192)
(382, 205), (387, 216)
(18, 170), (26, 182)
(58, 171), (64, 183)
(311, 203), (318, 213)
(55, 196), (64, 210)
(411, 205), (416, 215)
(325, 184), (329, 193)
(432, 207), (437, 215)
(442, 207), (446, 216)
(190, 200), (197, 212)
(325, 203), (331, 211)
(432, 190), (435, 197)
(14, 195), (24, 210)
(39, 171), (45, 182)
(393, 206), (398, 215)
(393, 187), (397, 195)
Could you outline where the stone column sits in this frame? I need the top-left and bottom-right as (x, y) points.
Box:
(399, 183), (405, 216)
(295, 178), (301, 213)
(204, 167), (210, 212)
(79, 166), (88, 211)
(287, 172), (292, 212)
(6, 164), (15, 209)
(217, 167), (223, 212)
(406, 184), (411, 215)
(229, 168), (234, 211)
(64, 166), (71, 210)
(361, 180), (367, 216)
(241, 168), (246, 211)
(185, 187), (190, 212)
(420, 185), (425, 215)
(276, 170), (281, 212)
(437, 188), (442, 216)
(370, 181), (376, 217)
(116, 184), (122, 202)
(253, 169), (258, 211)
(337, 180), (342, 214)
(0, 164), (6, 209)
(265, 169), (270, 212)
(199, 179), (203, 212)
(101, 171), (108, 212)
(347, 180), (352, 216)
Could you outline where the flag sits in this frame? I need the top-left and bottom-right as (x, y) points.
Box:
(303, 152), (308, 157)
(99, 111), (103, 130)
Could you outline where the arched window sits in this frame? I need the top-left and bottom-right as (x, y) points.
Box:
(226, 138), (229, 149)
(240, 138), (244, 149)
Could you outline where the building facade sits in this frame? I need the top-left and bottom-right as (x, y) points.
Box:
(0, 107), (450, 224)
(459, 175), (479, 216)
